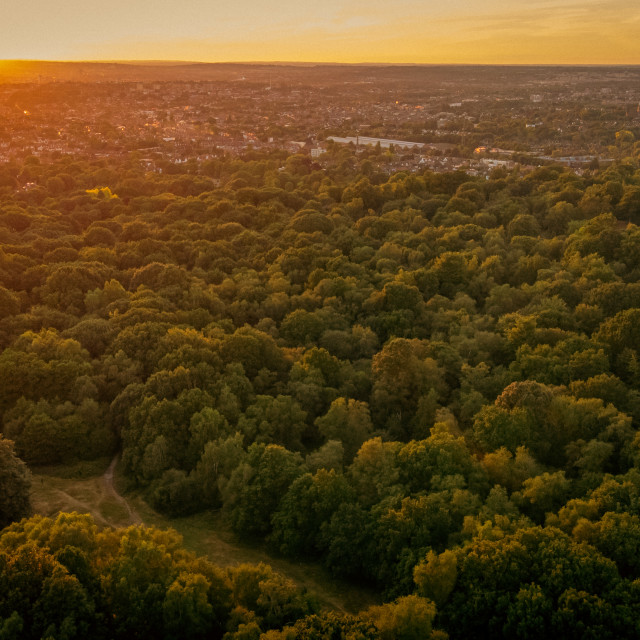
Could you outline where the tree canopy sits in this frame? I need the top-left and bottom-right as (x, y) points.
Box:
(2, 149), (640, 637)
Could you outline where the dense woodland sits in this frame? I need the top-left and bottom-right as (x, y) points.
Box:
(1, 141), (640, 638)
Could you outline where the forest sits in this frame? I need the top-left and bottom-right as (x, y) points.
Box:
(1, 141), (640, 638)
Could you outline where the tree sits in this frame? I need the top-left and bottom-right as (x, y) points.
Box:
(347, 437), (402, 507)
(436, 526), (632, 640)
(413, 549), (457, 608)
(371, 338), (444, 438)
(397, 424), (487, 495)
(193, 433), (246, 509)
(481, 446), (542, 493)
(229, 444), (305, 538)
(0, 436), (31, 529)
(315, 398), (373, 464)
(595, 308), (640, 383)
(270, 469), (354, 557)
(280, 310), (325, 345)
(574, 512), (640, 578)
(4, 398), (114, 466)
(514, 471), (571, 523)
(162, 572), (214, 640)
(0, 329), (93, 417)
(0, 286), (19, 320)
(264, 612), (378, 639)
(473, 381), (633, 469)
(305, 440), (345, 473)
(219, 326), (288, 380)
(363, 595), (439, 640)
(616, 185), (640, 224)
(122, 388), (215, 483)
(319, 502), (373, 580)
(186, 407), (232, 469)
(237, 395), (307, 451)
(0, 543), (94, 640)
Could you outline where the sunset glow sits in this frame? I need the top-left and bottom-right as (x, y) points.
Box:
(2, 0), (640, 64)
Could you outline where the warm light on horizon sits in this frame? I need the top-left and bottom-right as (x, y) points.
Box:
(2, 0), (640, 65)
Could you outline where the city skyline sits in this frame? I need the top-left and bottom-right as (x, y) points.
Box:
(2, 0), (640, 64)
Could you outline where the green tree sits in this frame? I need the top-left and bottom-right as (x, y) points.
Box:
(371, 338), (444, 438)
(0, 436), (31, 529)
(162, 572), (214, 640)
(413, 549), (457, 608)
(229, 444), (305, 538)
(363, 595), (438, 640)
(315, 398), (373, 463)
(436, 526), (633, 639)
(270, 469), (354, 557)
(238, 396), (307, 451)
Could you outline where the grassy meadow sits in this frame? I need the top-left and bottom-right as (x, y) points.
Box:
(30, 457), (380, 614)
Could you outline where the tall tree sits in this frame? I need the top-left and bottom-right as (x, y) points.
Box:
(0, 436), (31, 529)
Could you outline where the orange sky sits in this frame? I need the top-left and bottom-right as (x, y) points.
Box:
(2, 0), (640, 64)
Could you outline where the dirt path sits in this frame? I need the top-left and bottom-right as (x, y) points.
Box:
(103, 454), (142, 524)
(31, 456), (142, 530)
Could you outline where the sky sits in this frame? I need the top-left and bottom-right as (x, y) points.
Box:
(2, 0), (640, 64)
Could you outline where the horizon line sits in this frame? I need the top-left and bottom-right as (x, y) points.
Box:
(2, 59), (640, 68)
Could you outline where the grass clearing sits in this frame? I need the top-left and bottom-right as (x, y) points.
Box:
(30, 459), (380, 614)
(31, 459), (139, 530)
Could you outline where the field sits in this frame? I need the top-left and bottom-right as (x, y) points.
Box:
(30, 456), (380, 614)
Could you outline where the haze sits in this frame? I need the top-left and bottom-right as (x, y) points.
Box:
(3, 0), (640, 64)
